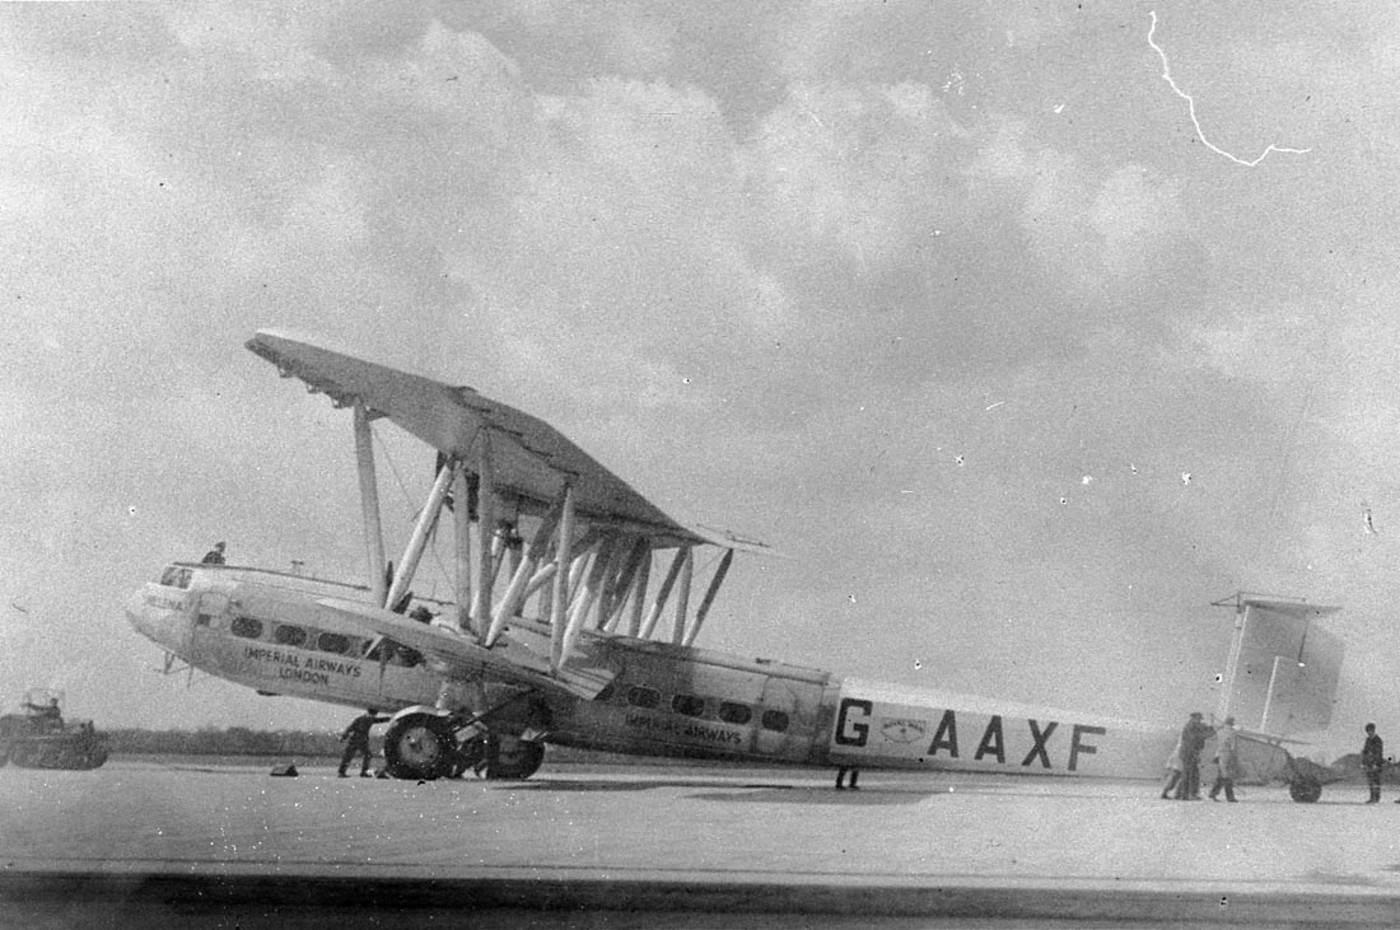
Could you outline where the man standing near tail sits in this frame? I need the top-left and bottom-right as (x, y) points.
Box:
(1362, 722), (1384, 804)
(1208, 716), (1240, 802)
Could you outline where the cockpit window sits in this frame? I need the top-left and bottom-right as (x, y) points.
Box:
(159, 566), (193, 589)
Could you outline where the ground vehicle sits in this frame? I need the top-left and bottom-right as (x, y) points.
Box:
(0, 689), (109, 770)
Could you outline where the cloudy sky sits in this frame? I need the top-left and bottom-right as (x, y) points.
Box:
(2, 2), (1395, 757)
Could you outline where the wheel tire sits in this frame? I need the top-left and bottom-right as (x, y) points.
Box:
(383, 714), (454, 781)
(1289, 778), (1322, 803)
(484, 737), (545, 780)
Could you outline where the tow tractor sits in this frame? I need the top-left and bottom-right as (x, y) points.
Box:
(0, 688), (109, 770)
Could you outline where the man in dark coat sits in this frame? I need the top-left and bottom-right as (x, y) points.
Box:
(1362, 722), (1384, 804)
(201, 541), (226, 564)
(1175, 712), (1214, 800)
(338, 708), (390, 778)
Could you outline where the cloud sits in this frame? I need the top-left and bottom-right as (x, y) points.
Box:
(1090, 164), (1186, 281)
(749, 81), (964, 273)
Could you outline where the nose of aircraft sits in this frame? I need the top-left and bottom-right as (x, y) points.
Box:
(125, 587), (189, 656)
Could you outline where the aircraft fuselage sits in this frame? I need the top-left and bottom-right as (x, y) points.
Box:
(129, 562), (1176, 781)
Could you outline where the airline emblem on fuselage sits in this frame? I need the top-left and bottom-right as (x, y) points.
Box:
(879, 718), (926, 743)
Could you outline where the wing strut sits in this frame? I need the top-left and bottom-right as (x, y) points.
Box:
(353, 403), (389, 607)
(472, 431), (496, 636)
(386, 460), (456, 614)
(640, 548), (688, 639)
(452, 462), (473, 631)
(625, 550), (651, 637)
(485, 489), (566, 646)
(601, 537), (651, 633)
(549, 483), (575, 673)
(670, 548), (695, 645)
(684, 548), (734, 647)
(561, 532), (620, 664)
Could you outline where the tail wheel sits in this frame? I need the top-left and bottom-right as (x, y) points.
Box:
(484, 737), (545, 780)
(1289, 778), (1322, 803)
(383, 714), (455, 781)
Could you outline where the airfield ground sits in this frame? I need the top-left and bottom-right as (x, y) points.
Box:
(3, 759), (1400, 928)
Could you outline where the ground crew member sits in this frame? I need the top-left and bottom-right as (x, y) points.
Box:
(201, 541), (226, 564)
(835, 766), (860, 790)
(338, 708), (390, 778)
(1176, 712), (1213, 800)
(1362, 722), (1384, 804)
(1159, 734), (1184, 799)
(1208, 716), (1239, 802)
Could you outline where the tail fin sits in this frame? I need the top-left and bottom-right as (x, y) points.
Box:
(1214, 595), (1343, 737)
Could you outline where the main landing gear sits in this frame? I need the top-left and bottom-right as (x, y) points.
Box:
(382, 711), (546, 781)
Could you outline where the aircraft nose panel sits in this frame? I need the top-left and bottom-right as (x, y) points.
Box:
(126, 586), (191, 656)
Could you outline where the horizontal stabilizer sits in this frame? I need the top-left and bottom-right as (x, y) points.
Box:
(316, 597), (614, 700)
(247, 329), (771, 554)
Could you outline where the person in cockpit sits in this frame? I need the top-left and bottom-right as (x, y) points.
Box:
(201, 541), (227, 565)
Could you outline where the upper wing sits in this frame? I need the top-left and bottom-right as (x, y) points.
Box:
(247, 329), (769, 553)
(317, 597), (615, 699)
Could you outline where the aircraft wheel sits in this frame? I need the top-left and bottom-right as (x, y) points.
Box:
(484, 737), (545, 780)
(1289, 778), (1323, 803)
(383, 714), (454, 781)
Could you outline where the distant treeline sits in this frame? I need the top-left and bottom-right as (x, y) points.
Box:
(106, 727), (344, 757)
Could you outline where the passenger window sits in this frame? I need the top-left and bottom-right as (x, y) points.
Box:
(195, 613), (213, 628)
(671, 694), (705, 718)
(317, 632), (350, 654)
(627, 686), (660, 709)
(273, 625), (307, 647)
(718, 702), (751, 725)
(231, 616), (263, 639)
(761, 710), (790, 733)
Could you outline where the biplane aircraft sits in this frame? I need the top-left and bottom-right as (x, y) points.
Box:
(127, 331), (1344, 799)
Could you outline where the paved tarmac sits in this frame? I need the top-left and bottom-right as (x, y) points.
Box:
(4, 758), (1400, 927)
